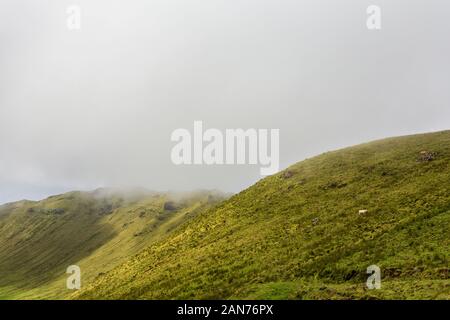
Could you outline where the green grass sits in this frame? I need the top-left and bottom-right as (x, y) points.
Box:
(0, 189), (227, 299)
(74, 130), (450, 300)
(1, 130), (449, 300)
(239, 279), (449, 299)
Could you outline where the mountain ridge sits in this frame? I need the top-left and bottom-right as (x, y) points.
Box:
(75, 130), (449, 299)
(0, 130), (449, 299)
(0, 189), (228, 299)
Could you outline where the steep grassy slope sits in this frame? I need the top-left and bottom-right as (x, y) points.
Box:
(76, 131), (450, 299)
(0, 189), (226, 299)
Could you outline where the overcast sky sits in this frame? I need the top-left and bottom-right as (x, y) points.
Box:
(0, 0), (449, 203)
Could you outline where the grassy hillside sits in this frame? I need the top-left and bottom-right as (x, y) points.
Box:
(75, 131), (450, 300)
(0, 188), (226, 299)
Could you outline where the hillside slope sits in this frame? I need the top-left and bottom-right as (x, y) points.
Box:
(0, 189), (226, 299)
(76, 131), (450, 299)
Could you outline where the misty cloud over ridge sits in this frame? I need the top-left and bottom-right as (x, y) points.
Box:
(1, 0), (450, 203)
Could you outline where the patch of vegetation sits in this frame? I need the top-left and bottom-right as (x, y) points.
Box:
(75, 130), (450, 300)
(1, 130), (449, 300)
(0, 189), (226, 299)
